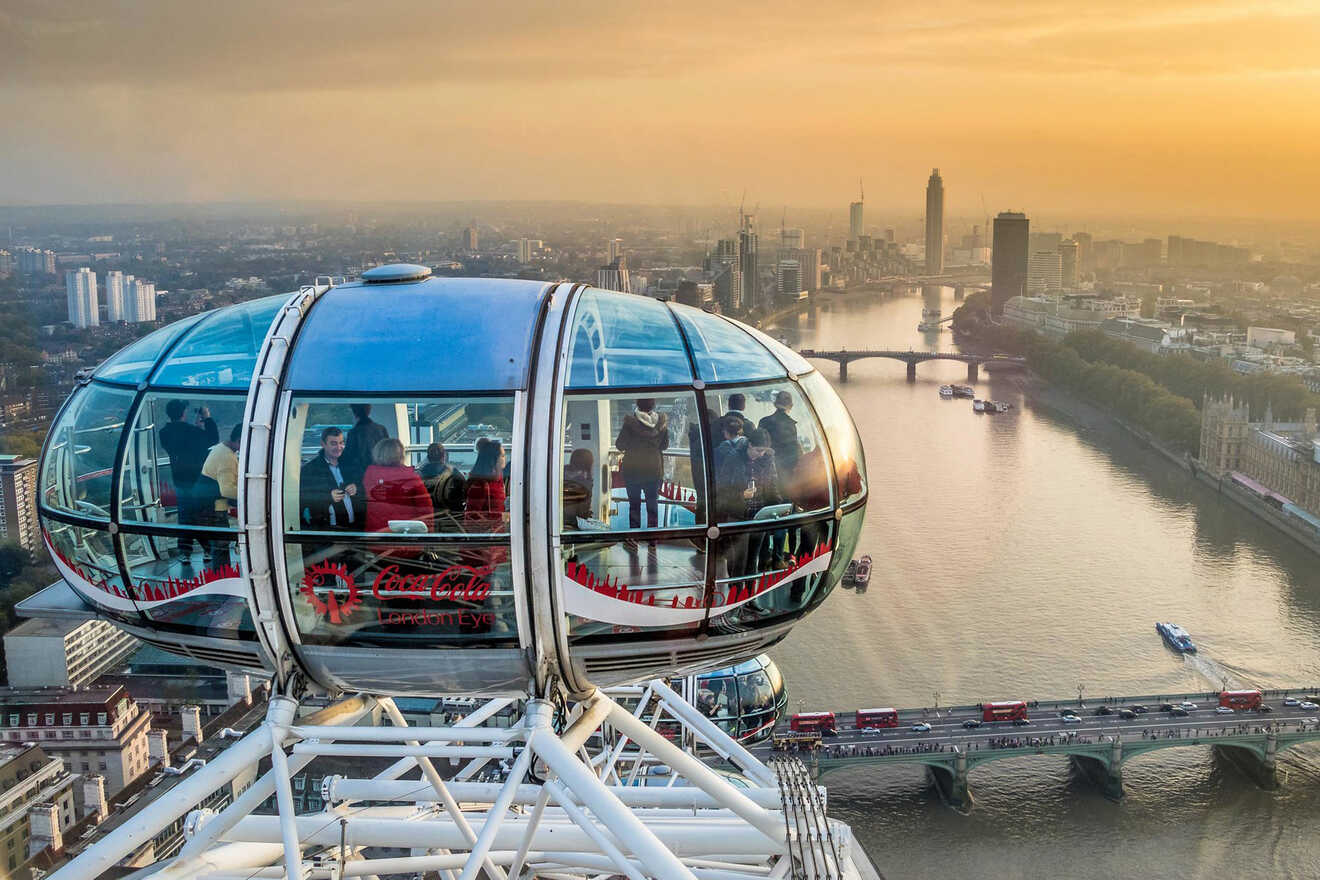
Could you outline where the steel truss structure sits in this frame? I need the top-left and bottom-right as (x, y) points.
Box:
(48, 680), (869, 880)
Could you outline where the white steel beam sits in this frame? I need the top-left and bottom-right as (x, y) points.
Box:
(325, 779), (785, 810)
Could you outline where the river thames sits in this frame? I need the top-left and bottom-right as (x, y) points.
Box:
(769, 287), (1320, 879)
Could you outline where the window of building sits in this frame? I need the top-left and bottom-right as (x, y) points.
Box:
(97, 713), (107, 725)
(44, 713), (54, 725)
(62, 713), (71, 725)
(26, 714), (36, 726)
(79, 714), (89, 725)
(7, 715), (16, 727)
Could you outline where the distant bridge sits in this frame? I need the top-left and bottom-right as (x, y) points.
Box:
(797, 348), (1027, 382)
(749, 687), (1320, 810)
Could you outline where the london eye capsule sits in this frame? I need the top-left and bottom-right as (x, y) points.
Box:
(32, 267), (867, 698)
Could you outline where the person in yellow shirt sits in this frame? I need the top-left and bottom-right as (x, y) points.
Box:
(199, 424), (241, 570)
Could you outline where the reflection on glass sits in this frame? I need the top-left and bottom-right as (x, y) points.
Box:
(286, 541), (518, 647)
(41, 384), (136, 518)
(671, 304), (786, 383)
(151, 295), (287, 388)
(563, 538), (707, 642)
(708, 520), (834, 632)
(121, 534), (254, 640)
(566, 289), (692, 388)
(285, 397), (515, 536)
(41, 518), (139, 624)
(120, 395), (246, 546)
(708, 384), (831, 524)
(561, 392), (701, 533)
(94, 315), (204, 384)
(693, 654), (787, 742)
(800, 372), (867, 505)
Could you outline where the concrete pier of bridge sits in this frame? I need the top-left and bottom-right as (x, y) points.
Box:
(906, 362), (916, 381)
(1214, 731), (1280, 790)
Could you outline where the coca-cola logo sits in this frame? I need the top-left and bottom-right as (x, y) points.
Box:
(372, 564), (494, 603)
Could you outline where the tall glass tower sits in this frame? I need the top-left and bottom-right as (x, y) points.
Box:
(925, 168), (945, 275)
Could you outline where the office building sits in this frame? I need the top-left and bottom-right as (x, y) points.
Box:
(0, 686), (152, 796)
(991, 212), (1030, 312)
(607, 239), (623, 264)
(738, 218), (758, 313)
(4, 620), (139, 690)
(595, 258), (631, 294)
(1059, 239), (1080, 289)
(0, 745), (75, 873)
(0, 455), (38, 555)
(776, 259), (803, 300)
(1072, 232), (1093, 273)
(65, 269), (98, 329)
(461, 226), (478, 251)
(1027, 250), (1062, 293)
(849, 201), (864, 241)
(515, 239), (533, 264)
(103, 270), (125, 322)
(793, 248), (822, 291)
(0, 250), (12, 278)
(924, 169), (944, 275)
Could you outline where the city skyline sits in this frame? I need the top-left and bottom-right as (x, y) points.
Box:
(2, 1), (1319, 219)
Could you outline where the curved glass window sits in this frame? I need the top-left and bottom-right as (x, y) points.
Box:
(152, 294), (287, 388)
(562, 538), (706, 643)
(285, 396), (515, 536)
(560, 391), (701, 533)
(693, 654), (787, 742)
(94, 315), (204, 384)
(120, 393), (246, 538)
(800, 372), (867, 506)
(121, 534), (255, 640)
(706, 384), (831, 525)
(41, 519), (140, 625)
(670, 305), (785, 384)
(286, 279), (544, 392)
(739, 324), (814, 375)
(41, 384), (136, 519)
(285, 539), (517, 648)
(707, 518), (834, 632)
(566, 289), (692, 388)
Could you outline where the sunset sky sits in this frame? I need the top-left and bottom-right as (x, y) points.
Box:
(3, 0), (1319, 218)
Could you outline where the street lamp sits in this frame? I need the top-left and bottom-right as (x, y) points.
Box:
(933, 692), (941, 717)
(1078, 683), (1086, 706)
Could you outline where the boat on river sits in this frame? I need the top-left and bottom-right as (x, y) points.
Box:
(853, 555), (872, 588)
(1156, 622), (1197, 653)
(972, 399), (987, 413)
(939, 385), (954, 398)
(952, 385), (974, 398)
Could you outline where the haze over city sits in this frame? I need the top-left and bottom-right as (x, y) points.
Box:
(3, 0), (1320, 219)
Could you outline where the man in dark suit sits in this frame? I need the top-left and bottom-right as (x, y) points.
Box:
(300, 427), (358, 531)
(159, 399), (218, 564)
(341, 404), (390, 487)
(757, 390), (802, 488)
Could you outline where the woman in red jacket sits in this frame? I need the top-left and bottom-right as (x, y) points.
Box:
(464, 438), (507, 533)
(363, 438), (434, 533)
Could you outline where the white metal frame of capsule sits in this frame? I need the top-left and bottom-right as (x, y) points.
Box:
(47, 680), (868, 880)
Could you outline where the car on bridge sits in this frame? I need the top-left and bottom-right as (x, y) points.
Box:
(961, 719), (982, 729)
(1118, 709), (1137, 719)
(1170, 706), (1190, 716)
(1215, 706), (1235, 715)
(911, 722), (932, 733)
(1011, 718), (1031, 727)
(1128, 705), (1149, 714)
(1179, 701), (1199, 711)
(1299, 701), (1319, 710)
(1061, 714), (1082, 724)
(1057, 708), (1080, 717)
(1284, 697), (1301, 706)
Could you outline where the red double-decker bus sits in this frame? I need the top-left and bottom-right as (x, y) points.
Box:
(855, 708), (899, 729)
(1219, 690), (1262, 710)
(790, 711), (837, 733)
(982, 700), (1028, 722)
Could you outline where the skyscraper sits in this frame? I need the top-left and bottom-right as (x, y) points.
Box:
(925, 169), (945, 275)
(849, 201), (864, 241)
(65, 268), (99, 329)
(1058, 239), (1080, 289)
(0, 455), (38, 555)
(608, 239), (623, 264)
(776, 260), (802, 300)
(991, 212), (1030, 312)
(104, 270), (125, 322)
(712, 238), (742, 311)
(461, 226), (479, 251)
(738, 216), (758, 313)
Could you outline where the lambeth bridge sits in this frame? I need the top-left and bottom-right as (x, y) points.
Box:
(797, 348), (1027, 382)
(750, 688), (1320, 811)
